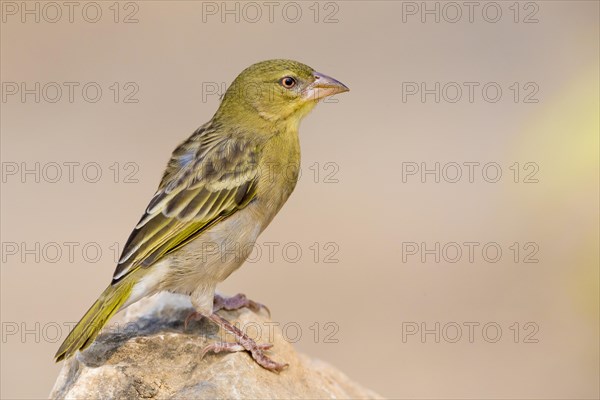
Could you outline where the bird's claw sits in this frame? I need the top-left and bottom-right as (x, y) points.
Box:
(201, 341), (272, 358)
(201, 341), (284, 371)
(249, 349), (288, 372)
(200, 342), (245, 358)
(184, 311), (203, 331)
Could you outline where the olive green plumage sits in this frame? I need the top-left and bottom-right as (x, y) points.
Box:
(55, 59), (349, 362)
(55, 278), (135, 362)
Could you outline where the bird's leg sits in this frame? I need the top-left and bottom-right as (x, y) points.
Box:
(213, 293), (270, 317)
(201, 312), (287, 372)
(186, 293), (268, 331)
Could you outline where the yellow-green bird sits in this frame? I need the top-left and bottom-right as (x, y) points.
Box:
(55, 59), (349, 371)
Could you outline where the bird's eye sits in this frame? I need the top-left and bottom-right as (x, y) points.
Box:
(279, 76), (297, 89)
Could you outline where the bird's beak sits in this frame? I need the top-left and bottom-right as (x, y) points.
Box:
(302, 72), (349, 101)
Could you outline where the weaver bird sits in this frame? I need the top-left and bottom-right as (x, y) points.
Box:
(55, 59), (349, 371)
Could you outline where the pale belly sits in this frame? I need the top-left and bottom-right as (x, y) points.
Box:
(132, 204), (261, 314)
(125, 191), (291, 315)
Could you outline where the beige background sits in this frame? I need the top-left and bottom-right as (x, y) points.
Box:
(1, 1), (599, 398)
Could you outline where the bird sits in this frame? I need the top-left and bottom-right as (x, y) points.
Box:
(54, 59), (349, 371)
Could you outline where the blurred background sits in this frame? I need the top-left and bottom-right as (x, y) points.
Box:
(1, 1), (598, 398)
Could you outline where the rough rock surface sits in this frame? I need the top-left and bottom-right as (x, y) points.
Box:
(50, 293), (381, 399)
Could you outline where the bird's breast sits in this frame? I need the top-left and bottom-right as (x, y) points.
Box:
(251, 129), (301, 231)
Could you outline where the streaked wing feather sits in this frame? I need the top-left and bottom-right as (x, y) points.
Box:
(112, 127), (260, 282)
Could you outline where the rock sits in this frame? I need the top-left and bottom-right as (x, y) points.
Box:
(50, 293), (381, 399)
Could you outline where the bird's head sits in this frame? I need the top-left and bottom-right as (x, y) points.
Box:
(215, 59), (349, 130)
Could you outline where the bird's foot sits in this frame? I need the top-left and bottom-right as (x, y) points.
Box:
(202, 312), (287, 372)
(200, 341), (273, 357)
(184, 311), (203, 331)
(213, 293), (270, 317)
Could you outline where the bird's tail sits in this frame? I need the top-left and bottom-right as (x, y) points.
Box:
(55, 278), (135, 362)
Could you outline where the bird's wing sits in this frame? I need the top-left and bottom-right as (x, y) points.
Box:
(112, 126), (261, 282)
